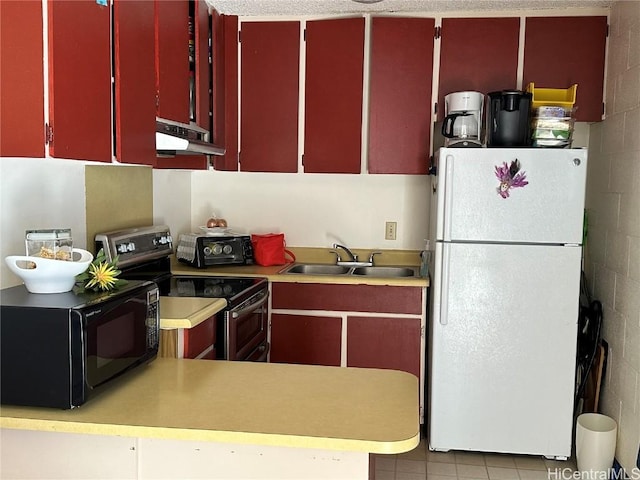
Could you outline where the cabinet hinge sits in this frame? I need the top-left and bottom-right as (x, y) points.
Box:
(238, 30), (241, 43)
(434, 102), (438, 115)
(606, 24), (609, 37)
(434, 25), (441, 39)
(45, 123), (53, 145)
(421, 325), (425, 338)
(303, 28), (306, 41)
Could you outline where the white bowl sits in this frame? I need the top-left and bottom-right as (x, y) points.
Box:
(5, 248), (93, 294)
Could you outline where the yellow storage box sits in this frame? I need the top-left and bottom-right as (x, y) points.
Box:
(527, 83), (577, 110)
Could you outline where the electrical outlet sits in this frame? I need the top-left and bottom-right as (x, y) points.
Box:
(385, 222), (397, 240)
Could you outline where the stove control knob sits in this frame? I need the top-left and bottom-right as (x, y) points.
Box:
(157, 235), (170, 245)
(117, 243), (128, 254)
(212, 244), (223, 255)
(223, 245), (233, 255)
(127, 242), (135, 252)
(203, 246), (212, 255)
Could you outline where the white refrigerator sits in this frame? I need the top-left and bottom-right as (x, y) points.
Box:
(428, 147), (588, 459)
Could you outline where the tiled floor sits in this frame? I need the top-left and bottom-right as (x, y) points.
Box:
(374, 439), (578, 480)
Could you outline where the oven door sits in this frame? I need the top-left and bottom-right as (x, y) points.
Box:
(225, 289), (268, 361)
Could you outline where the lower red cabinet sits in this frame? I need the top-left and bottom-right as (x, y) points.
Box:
(159, 315), (216, 359)
(270, 281), (426, 422)
(270, 314), (342, 366)
(270, 282), (425, 375)
(347, 316), (421, 378)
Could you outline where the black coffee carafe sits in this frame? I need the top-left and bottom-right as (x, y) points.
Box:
(486, 90), (532, 147)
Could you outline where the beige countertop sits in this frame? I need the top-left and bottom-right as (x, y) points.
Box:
(160, 297), (227, 330)
(0, 358), (420, 454)
(171, 247), (430, 287)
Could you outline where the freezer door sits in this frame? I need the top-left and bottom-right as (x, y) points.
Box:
(429, 242), (580, 457)
(436, 148), (587, 244)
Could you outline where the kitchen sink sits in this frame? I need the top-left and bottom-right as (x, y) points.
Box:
(280, 263), (419, 278)
(351, 266), (418, 278)
(282, 264), (351, 275)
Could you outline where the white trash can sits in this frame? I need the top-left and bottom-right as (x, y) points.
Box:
(576, 413), (617, 478)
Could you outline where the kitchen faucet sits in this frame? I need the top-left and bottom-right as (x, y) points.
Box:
(331, 244), (381, 267)
(332, 243), (358, 263)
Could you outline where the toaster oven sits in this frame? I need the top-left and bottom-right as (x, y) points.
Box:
(176, 234), (254, 268)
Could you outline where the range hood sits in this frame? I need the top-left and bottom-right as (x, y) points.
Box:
(156, 118), (225, 156)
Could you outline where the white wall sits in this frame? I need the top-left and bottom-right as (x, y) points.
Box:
(152, 169), (193, 240)
(190, 171), (430, 250)
(0, 158), (86, 288)
(584, 0), (640, 472)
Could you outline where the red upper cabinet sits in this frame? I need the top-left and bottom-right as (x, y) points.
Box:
(304, 18), (365, 174)
(211, 12), (239, 171)
(155, 0), (212, 170)
(155, 0), (190, 124)
(438, 17), (520, 120)
(368, 17), (434, 174)
(0, 1), (44, 157)
(48, 0), (112, 162)
(193, 0), (211, 130)
(113, 0), (156, 166)
(523, 16), (607, 122)
(240, 21), (300, 173)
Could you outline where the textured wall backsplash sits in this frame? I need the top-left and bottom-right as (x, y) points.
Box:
(85, 164), (153, 251)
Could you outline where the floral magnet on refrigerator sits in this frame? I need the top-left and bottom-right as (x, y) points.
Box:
(495, 159), (528, 198)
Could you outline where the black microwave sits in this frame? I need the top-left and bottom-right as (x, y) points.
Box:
(0, 280), (159, 409)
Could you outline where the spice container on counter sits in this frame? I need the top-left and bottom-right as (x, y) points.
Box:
(25, 229), (73, 261)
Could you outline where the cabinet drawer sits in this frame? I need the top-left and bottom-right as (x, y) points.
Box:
(272, 283), (423, 315)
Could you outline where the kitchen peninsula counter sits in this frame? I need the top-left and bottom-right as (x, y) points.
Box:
(1, 358), (419, 479)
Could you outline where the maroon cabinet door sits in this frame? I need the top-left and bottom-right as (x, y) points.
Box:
(304, 18), (364, 174)
(155, 0), (190, 124)
(113, 0), (156, 166)
(369, 17), (434, 174)
(211, 13), (239, 171)
(438, 17), (520, 121)
(240, 21), (300, 173)
(47, 0), (112, 162)
(270, 314), (342, 366)
(183, 316), (216, 359)
(523, 16), (607, 122)
(155, 0), (210, 170)
(194, 0), (211, 131)
(347, 316), (421, 379)
(0, 1), (44, 157)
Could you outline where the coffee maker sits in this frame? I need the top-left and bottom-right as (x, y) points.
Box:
(486, 90), (533, 147)
(441, 91), (484, 147)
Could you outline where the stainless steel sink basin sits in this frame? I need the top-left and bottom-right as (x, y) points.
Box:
(281, 263), (419, 278)
(282, 264), (351, 275)
(351, 266), (418, 278)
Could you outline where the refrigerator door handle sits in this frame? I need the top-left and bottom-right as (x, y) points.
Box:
(439, 244), (450, 325)
(442, 155), (455, 241)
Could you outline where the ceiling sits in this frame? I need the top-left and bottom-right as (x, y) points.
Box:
(205, 0), (612, 16)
